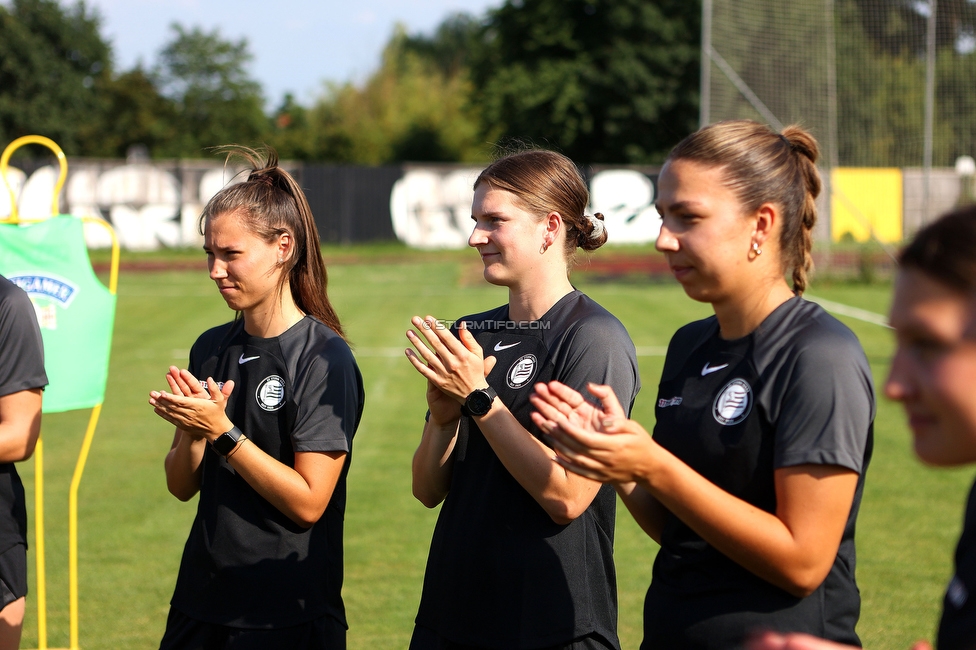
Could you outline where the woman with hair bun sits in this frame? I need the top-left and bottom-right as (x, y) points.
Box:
(149, 147), (364, 649)
(405, 149), (641, 649)
(532, 120), (874, 648)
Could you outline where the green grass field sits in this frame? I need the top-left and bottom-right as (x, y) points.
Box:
(15, 249), (974, 649)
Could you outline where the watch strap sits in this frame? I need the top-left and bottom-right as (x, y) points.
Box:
(461, 386), (498, 417)
(212, 426), (244, 457)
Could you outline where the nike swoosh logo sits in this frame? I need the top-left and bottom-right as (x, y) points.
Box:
(494, 341), (520, 352)
(239, 354), (260, 364)
(701, 362), (729, 376)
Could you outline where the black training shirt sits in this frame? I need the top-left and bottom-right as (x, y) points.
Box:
(415, 290), (640, 649)
(938, 479), (976, 650)
(643, 297), (874, 649)
(170, 316), (364, 629)
(0, 276), (47, 554)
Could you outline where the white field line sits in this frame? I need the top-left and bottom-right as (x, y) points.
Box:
(805, 295), (891, 329)
(356, 346), (671, 358)
(304, 299), (891, 363)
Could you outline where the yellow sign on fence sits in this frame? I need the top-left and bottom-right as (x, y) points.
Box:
(830, 168), (903, 243)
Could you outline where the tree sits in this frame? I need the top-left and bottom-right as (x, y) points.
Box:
(835, 0), (976, 167)
(90, 66), (180, 158)
(305, 25), (487, 164)
(153, 23), (266, 156)
(401, 12), (484, 77)
(470, 0), (701, 164)
(267, 93), (314, 160)
(852, 0), (976, 56)
(0, 0), (111, 155)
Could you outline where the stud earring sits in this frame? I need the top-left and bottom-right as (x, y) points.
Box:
(751, 241), (762, 256)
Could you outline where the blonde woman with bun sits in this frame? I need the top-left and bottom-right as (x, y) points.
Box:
(406, 149), (640, 650)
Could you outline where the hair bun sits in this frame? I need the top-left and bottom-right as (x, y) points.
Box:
(779, 127), (819, 165)
(577, 212), (608, 251)
(587, 213), (605, 239)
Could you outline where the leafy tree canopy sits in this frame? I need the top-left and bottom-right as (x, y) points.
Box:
(0, 0), (111, 155)
(305, 24), (488, 164)
(470, 0), (701, 164)
(153, 23), (266, 156)
(0, 0), (704, 164)
(853, 0), (976, 56)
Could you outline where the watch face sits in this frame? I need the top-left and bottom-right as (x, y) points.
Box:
(213, 428), (241, 456)
(467, 389), (494, 416)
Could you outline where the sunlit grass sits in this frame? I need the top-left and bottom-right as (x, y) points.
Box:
(13, 250), (954, 649)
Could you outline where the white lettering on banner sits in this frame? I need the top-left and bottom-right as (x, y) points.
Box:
(7, 272), (79, 331)
(95, 165), (181, 251)
(8, 273), (78, 306)
(587, 170), (660, 244)
(390, 169), (481, 249)
(3, 164), (245, 251)
(4, 162), (660, 251)
(390, 167), (660, 249)
(16, 165), (59, 220)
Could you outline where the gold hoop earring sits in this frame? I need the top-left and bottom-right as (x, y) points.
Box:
(751, 241), (762, 256)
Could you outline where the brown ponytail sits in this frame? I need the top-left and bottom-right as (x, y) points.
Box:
(201, 146), (346, 339)
(780, 126), (821, 295)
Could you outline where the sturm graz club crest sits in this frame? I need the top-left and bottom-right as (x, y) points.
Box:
(256, 375), (286, 411)
(712, 378), (752, 425)
(507, 354), (538, 388)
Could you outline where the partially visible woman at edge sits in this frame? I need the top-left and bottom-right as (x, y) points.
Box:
(747, 207), (976, 650)
(531, 120), (875, 649)
(404, 149), (641, 650)
(148, 147), (364, 650)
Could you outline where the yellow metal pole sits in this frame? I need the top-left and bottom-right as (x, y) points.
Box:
(68, 405), (101, 650)
(0, 135), (67, 223)
(1, 137), (116, 650)
(1, 135), (68, 648)
(33, 439), (47, 650)
(66, 219), (117, 649)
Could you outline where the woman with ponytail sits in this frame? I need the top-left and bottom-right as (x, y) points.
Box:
(405, 149), (640, 649)
(531, 121), (874, 648)
(149, 147), (364, 649)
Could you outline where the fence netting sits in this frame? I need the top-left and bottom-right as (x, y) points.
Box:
(703, 0), (976, 241)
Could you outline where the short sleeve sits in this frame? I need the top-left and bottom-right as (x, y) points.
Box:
(772, 330), (874, 473)
(291, 337), (364, 454)
(0, 281), (48, 397)
(555, 316), (641, 417)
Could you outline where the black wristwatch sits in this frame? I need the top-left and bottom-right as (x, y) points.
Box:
(212, 426), (244, 456)
(461, 386), (498, 417)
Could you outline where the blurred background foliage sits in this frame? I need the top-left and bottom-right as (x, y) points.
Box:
(3, 0), (974, 166)
(0, 0), (701, 164)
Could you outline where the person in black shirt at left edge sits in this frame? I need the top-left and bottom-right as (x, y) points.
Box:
(747, 209), (976, 650)
(405, 149), (640, 650)
(149, 147), (364, 650)
(0, 275), (46, 650)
